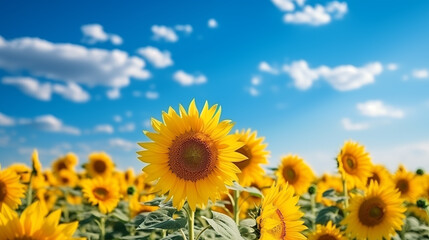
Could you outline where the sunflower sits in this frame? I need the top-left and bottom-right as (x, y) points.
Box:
(36, 188), (59, 211)
(85, 152), (115, 178)
(7, 163), (31, 183)
(0, 168), (26, 209)
(0, 201), (79, 240)
(138, 100), (246, 211)
(82, 177), (120, 214)
(57, 169), (78, 188)
(129, 194), (159, 218)
(308, 221), (347, 240)
(233, 129), (269, 187)
(343, 182), (406, 240)
(275, 154), (315, 195)
(257, 183), (307, 240)
(366, 164), (392, 187)
(337, 140), (372, 188)
(52, 153), (78, 175)
(392, 166), (422, 202)
(31, 149), (42, 176)
(67, 193), (83, 205)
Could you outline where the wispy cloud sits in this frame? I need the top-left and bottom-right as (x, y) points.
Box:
(208, 19), (218, 28)
(259, 61), (279, 74)
(81, 24), (123, 45)
(412, 69), (428, 79)
(357, 100), (404, 118)
(94, 124), (114, 134)
(151, 25), (178, 42)
(341, 118), (369, 131)
(173, 70), (207, 86)
(283, 1), (347, 26)
(137, 46), (173, 68)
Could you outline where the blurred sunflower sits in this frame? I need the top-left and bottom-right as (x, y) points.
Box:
(366, 164), (392, 187)
(67, 193), (82, 205)
(316, 174), (343, 206)
(82, 177), (120, 214)
(0, 201), (78, 240)
(0, 168), (26, 209)
(36, 188), (59, 211)
(52, 153), (78, 175)
(129, 194), (159, 218)
(343, 182), (405, 240)
(233, 129), (269, 187)
(393, 166), (422, 202)
(275, 154), (315, 195)
(57, 169), (78, 188)
(308, 221), (346, 240)
(85, 152), (114, 178)
(31, 149), (42, 176)
(337, 140), (372, 188)
(7, 163), (31, 183)
(138, 100), (245, 211)
(257, 183), (307, 240)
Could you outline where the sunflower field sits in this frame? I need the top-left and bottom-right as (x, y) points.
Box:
(1, 100), (429, 240)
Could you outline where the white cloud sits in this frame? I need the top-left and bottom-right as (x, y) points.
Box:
(259, 61), (279, 74)
(113, 115), (122, 123)
(137, 46), (173, 68)
(283, 60), (383, 91)
(106, 88), (120, 100)
(249, 87), (259, 96)
(412, 69), (428, 79)
(271, 0), (295, 11)
(386, 63), (398, 71)
(341, 118), (369, 131)
(151, 25), (178, 42)
(125, 111), (133, 117)
(145, 91), (159, 100)
(357, 100), (404, 118)
(208, 19), (218, 28)
(251, 76), (261, 86)
(175, 24), (193, 34)
(0, 36), (150, 89)
(173, 70), (207, 86)
(109, 138), (136, 150)
(0, 113), (15, 126)
(119, 122), (135, 132)
(284, 1), (347, 26)
(2, 76), (90, 102)
(81, 24), (123, 45)
(94, 124), (114, 134)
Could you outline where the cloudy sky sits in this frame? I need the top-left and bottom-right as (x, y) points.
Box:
(0, 0), (428, 174)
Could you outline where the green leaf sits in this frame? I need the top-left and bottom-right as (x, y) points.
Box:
(138, 209), (187, 230)
(315, 206), (342, 225)
(203, 211), (244, 240)
(322, 189), (345, 203)
(111, 209), (130, 222)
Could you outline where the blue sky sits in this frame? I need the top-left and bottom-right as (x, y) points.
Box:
(0, 0), (428, 174)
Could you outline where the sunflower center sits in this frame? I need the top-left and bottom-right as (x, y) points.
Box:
(168, 132), (217, 182)
(13, 236), (38, 240)
(282, 166), (297, 184)
(0, 181), (7, 201)
(93, 187), (109, 200)
(358, 197), (386, 227)
(396, 179), (409, 194)
(318, 234), (338, 240)
(234, 144), (252, 170)
(367, 172), (381, 186)
(93, 160), (107, 174)
(56, 161), (67, 171)
(342, 155), (358, 173)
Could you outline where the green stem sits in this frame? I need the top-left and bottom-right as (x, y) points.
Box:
(195, 225), (211, 240)
(100, 217), (106, 240)
(187, 205), (195, 240)
(26, 173), (33, 206)
(233, 190), (240, 225)
(310, 192), (316, 230)
(342, 179), (349, 216)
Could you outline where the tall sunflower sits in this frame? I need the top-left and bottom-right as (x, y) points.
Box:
(7, 163), (31, 183)
(257, 183), (307, 240)
(343, 182), (406, 240)
(308, 221), (347, 240)
(366, 164), (392, 187)
(0, 201), (79, 240)
(0, 168), (26, 209)
(82, 177), (120, 214)
(337, 140), (372, 188)
(392, 166), (422, 202)
(85, 152), (115, 178)
(52, 153), (78, 175)
(233, 129), (269, 187)
(138, 100), (246, 211)
(275, 154), (315, 195)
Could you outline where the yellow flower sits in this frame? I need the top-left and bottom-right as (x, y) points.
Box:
(408, 205), (429, 224)
(129, 194), (159, 218)
(36, 188), (59, 211)
(337, 140), (372, 188)
(343, 182), (406, 240)
(52, 153), (78, 175)
(85, 152), (115, 178)
(257, 183), (307, 240)
(0, 201), (79, 240)
(0, 168), (26, 209)
(233, 129), (269, 187)
(276, 154), (315, 195)
(393, 166), (422, 202)
(57, 169), (78, 188)
(308, 221), (347, 240)
(138, 100), (245, 211)
(67, 193), (82, 205)
(7, 163), (31, 183)
(31, 149), (42, 176)
(316, 174), (343, 206)
(82, 177), (120, 214)
(366, 164), (392, 187)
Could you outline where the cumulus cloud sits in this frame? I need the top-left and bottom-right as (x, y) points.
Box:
(81, 24), (123, 45)
(357, 100), (404, 118)
(145, 91), (159, 100)
(109, 138), (136, 150)
(251, 76), (261, 86)
(271, 0), (295, 11)
(412, 69), (428, 79)
(151, 25), (178, 42)
(208, 19), (218, 28)
(284, 1), (347, 26)
(173, 70), (207, 86)
(0, 36), (150, 89)
(175, 24), (193, 34)
(249, 87), (259, 96)
(137, 46), (173, 68)
(283, 60), (383, 91)
(94, 124), (114, 134)
(341, 118), (369, 131)
(2, 76), (90, 102)
(386, 63), (398, 71)
(259, 61), (279, 74)
(106, 88), (120, 100)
